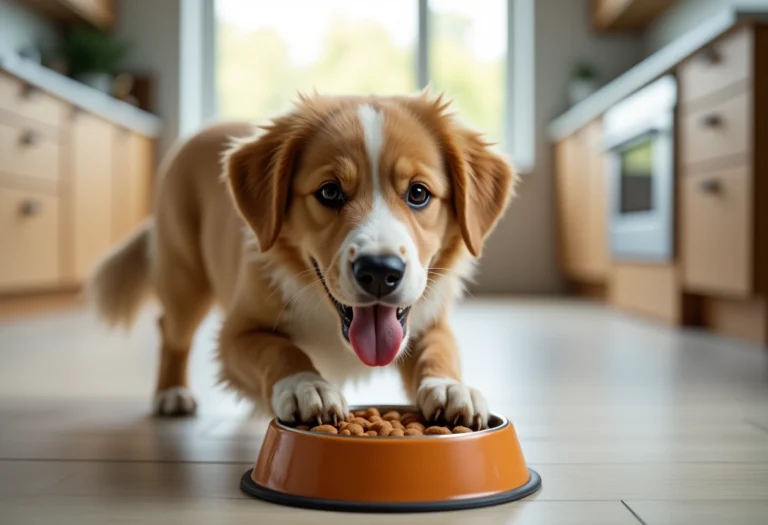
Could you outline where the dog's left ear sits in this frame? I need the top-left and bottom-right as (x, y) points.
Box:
(447, 130), (517, 257)
(224, 113), (305, 252)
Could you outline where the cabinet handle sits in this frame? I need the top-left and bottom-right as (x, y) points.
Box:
(20, 130), (41, 146)
(19, 200), (42, 216)
(700, 114), (722, 128)
(21, 83), (40, 99)
(699, 178), (721, 194)
(699, 46), (721, 66)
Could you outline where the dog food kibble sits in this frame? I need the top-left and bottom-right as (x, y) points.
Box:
(289, 408), (481, 437)
(425, 426), (452, 435)
(382, 411), (401, 421)
(311, 425), (339, 434)
(347, 423), (365, 435)
(390, 420), (405, 430)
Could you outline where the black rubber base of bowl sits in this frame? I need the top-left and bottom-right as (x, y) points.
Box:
(240, 468), (541, 513)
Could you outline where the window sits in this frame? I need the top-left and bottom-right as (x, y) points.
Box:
(215, 0), (417, 121)
(428, 0), (506, 144)
(209, 0), (533, 169)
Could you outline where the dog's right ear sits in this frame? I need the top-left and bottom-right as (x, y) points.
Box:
(224, 113), (306, 252)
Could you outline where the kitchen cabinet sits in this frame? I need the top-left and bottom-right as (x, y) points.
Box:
(0, 71), (155, 294)
(555, 119), (608, 284)
(591, 0), (678, 32)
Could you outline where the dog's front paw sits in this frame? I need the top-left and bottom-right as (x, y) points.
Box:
(416, 377), (489, 429)
(154, 386), (197, 417)
(272, 372), (348, 425)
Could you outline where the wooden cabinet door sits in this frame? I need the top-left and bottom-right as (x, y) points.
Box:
(0, 188), (60, 291)
(556, 120), (608, 282)
(112, 129), (153, 242)
(681, 166), (752, 297)
(66, 112), (113, 281)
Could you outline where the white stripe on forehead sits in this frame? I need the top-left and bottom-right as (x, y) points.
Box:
(358, 104), (384, 194)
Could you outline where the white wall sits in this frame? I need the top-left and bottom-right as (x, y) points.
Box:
(0, 0), (58, 57)
(645, 0), (768, 54)
(473, 0), (644, 294)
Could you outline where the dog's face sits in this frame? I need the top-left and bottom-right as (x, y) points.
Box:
(226, 93), (515, 367)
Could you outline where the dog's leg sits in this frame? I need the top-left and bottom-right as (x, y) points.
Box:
(218, 325), (348, 424)
(399, 321), (489, 428)
(153, 257), (212, 417)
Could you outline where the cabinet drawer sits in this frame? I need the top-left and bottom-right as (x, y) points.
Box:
(680, 89), (751, 167)
(681, 166), (752, 297)
(0, 119), (60, 184)
(679, 27), (752, 105)
(0, 187), (60, 291)
(0, 73), (67, 128)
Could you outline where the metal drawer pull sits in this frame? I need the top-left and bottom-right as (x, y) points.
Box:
(700, 46), (721, 65)
(699, 178), (721, 194)
(700, 114), (722, 128)
(20, 130), (41, 145)
(19, 200), (42, 216)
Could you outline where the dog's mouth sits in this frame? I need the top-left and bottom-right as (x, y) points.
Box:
(312, 259), (410, 367)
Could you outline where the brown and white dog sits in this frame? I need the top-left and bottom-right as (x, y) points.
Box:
(90, 91), (516, 428)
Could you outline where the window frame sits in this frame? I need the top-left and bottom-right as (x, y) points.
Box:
(199, 0), (534, 172)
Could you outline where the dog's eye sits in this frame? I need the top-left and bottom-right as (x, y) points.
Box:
(406, 183), (431, 209)
(315, 182), (346, 209)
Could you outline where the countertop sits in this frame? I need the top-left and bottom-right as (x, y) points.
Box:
(0, 52), (161, 137)
(548, 5), (768, 142)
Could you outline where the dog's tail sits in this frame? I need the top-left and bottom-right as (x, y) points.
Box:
(88, 219), (154, 328)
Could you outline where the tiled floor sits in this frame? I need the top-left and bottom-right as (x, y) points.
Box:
(0, 298), (767, 524)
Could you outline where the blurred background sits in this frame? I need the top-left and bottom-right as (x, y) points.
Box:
(1, 2), (768, 522)
(2, 0), (767, 345)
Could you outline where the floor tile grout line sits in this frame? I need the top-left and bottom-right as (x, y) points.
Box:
(622, 500), (648, 525)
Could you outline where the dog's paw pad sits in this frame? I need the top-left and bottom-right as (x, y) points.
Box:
(154, 387), (197, 417)
(416, 377), (489, 429)
(272, 372), (348, 425)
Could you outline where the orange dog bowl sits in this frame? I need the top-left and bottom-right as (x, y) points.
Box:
(241, 405), (541, 512)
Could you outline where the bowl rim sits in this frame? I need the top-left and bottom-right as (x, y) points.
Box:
(273, 404), (510, 439)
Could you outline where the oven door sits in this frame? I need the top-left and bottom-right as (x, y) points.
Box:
(604, 75), (676, 262)
(607, 126), (674, 262)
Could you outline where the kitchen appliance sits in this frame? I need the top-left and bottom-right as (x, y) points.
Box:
(604, 75), (677, 261)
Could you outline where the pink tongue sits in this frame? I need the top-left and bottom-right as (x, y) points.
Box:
(349, 305), (404, 367)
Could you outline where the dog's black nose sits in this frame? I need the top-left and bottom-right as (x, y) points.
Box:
(352, 255), (405, 298)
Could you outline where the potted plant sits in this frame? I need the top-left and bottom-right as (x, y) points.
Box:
(57, 27), (130, 94)
(568, 60), (599, 106)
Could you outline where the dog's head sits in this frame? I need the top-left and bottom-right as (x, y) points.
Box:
(225, 92), (516, 367)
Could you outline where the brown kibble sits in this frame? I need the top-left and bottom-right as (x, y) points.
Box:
(371, 420), (392, 434)
(347, 423), (365, 435)
(353, 410), (367, 417)
(378, 427), (392, 436)
(400, 413), (421, 425)
(340, 429), (351, 435)
(368, 415), (382, 424)
(405, 422), (425, 432)
(389, 428), (405, 437)
(311, 425), (339, 434)
(425, 426), (452, 435)
(348, 412), (356, 420)
(366, 407), (381, 418)
(366, 430), (378, 436)
(453, 426), (473, 434)
(382, 411), (401, 421)
(338, 421), (349, 431)
(390, 420), (405, 430)
(404, 428), (423, 436)
(295, 425), (310, 431)
(349, 417), (372, 429)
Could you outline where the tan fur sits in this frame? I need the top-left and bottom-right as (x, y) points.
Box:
(89, 93), (516, 419)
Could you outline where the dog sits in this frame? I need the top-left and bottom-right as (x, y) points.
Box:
(90, 91), (516, 427)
